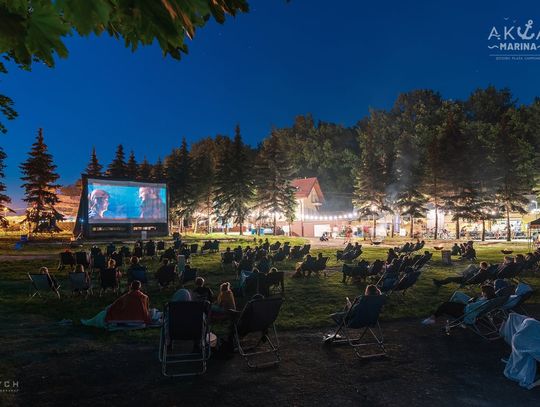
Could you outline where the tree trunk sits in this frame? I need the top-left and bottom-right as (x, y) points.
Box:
(434, 203), (439, 240)
(506, 205), (511, 242)
(391, 215), (395, 238)
(410, 216), (414, 238)
(239, 219), (243, 235)
(193, 217), (198, 234)
(372, 216), (377, 239)
(456, 218), (460, 240)
(273, 214), (277, 237)
(481, 219), (486, 241)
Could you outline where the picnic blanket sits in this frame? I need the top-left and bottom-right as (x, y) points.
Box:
(81, 306), (162, 331)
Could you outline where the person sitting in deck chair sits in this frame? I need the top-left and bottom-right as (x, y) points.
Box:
(127, 256), (148, 284)
(421, 285), (496, 325)
(330, 285), (382, 325)
(451, 243), (461, 256)
(461, 243), (476, 260)
(155, 259), (177, 288)
(433, 261), (489, 287)
(40, 266), (60, 291)
(192, 277), (214, 302)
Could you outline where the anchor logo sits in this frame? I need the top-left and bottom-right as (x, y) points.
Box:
(517, 19), (535, 40)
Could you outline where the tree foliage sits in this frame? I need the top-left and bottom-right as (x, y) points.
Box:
(85, 146), (103, 177)
(106, 144), (127, 178)
(0, 0), (250, 132)
(20, 128), (63, 233)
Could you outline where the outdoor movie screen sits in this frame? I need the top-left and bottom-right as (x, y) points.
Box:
(87, 178), (167, 224)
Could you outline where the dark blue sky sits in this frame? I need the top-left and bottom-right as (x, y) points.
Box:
(2, 0), (540, 208)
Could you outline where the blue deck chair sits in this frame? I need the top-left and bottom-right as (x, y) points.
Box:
(158, 301), (211, 377)
(27, 273), (61, 300)
(68, 272), (93, 297)
(233, 296), (283, 368)
(324, 295), (387, 358)
(445, 295), (509, 341)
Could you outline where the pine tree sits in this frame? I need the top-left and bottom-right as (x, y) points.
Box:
(151, 157), (166, 181)
(20, 128), (64, 233)
(0, 147), (13, 228)
(165, 138), (193, 227)
(85, 146), (103, 177)
(138, 157), (152, 180)
(214, 125), (254, 234)
(106, 144), (127, 178)
(254, 131), (296, 234)
(126, 150), (138, 180)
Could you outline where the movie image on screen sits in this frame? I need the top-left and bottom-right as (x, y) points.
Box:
(87, 179), (167, 224)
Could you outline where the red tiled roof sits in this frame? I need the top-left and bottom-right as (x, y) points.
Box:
(291, 177), (324, 202)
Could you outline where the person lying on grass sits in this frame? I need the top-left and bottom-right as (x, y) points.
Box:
(330, 285), (382, 325)
(433, 261), (489, 287)
(421, 284), (496, 325)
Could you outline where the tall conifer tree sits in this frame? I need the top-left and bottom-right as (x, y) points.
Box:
(85, 147), (103, 176)
(20, 128), (63, 233)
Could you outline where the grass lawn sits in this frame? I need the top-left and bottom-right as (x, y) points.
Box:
(1, 236), (538, 334)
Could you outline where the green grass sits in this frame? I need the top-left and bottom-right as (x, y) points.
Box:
(1, 238), (539, 340)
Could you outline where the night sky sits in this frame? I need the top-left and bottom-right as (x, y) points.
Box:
(2, 0), (539, 209)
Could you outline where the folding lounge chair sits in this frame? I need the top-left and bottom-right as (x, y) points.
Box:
(158, 300), (211, 377)
(156, 241), (165, 253)
(99, 268), (119, 296)
(190, 244), (199, 254)
(128, 267), (148, 285)
(266, 271), (285, 295)
(445, 296), (509, 340)
(324, 295), (386, 358)
(27, 273), (61, 300)
(68, 272), (93, 297)
(157, 266), (178, 289)
(133, 246), (143, 258)
(58, 252), (76, 271)
(388, 271), (421, 297)
(75, 251), (90, 268)
(180, 267), (197, 286)
(91, 253), (107, 274)
(233, 296), (283, 368)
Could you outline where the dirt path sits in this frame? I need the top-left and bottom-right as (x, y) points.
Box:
(3, 309), (540, 407)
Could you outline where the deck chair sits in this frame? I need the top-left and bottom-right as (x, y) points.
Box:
(75, 251), (90, 268)
(133, 246), (143, 259)
(128, 267), (148, 285)
(324, 295), (386, 358)
(300, 244), (311, 256)
(68, 272), (93, 297)
(445, 296), (509, 340)
(157, 241), (166, 253)
(341, 260), (369, 283)
(180, 267), (197, 285)
(233, 296), (283, 368)
(145, 243), (156, 257)
(58, 252), (76, 271)
(310, 257), (328, 277)
(282, 243), (291, 256)
(388, 271), (421, 297)
(157, 265), (178, 289)
(200, 241), (212, 253)
(158, 300), (211, 377)
(91, 253), (107, 274)
(269, 241), (281, 252)
(266, 271), (285, 295)
(106, 244), (116, 257)
(190, 244), (199, 254)
(289, 245), (302, 259)
(99, 268), (119, 295)
(27, 273), (61, 300)
(413, 252), (432, 270)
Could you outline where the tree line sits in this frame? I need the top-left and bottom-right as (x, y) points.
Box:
(1, 86), (539, 239)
